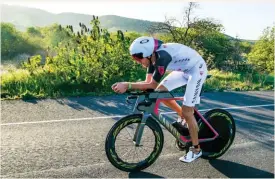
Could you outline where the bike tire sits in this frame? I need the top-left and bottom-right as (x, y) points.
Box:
(105, 114), (164, 172)
(198, 109), (236, 159)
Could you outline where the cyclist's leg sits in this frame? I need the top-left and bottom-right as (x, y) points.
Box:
(179, 59), (208, 162)
(183, 66), (208, 108)
(156, 71), (188, 118)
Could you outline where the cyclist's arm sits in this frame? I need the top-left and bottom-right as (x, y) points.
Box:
(128, 51), (172, 91)
(145, 64), (154, 82)
(127, 78), (158, 91)
(127, 64), (153, 86)
(113, 67), (153, 90)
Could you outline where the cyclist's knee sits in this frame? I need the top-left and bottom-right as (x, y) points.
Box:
(181, 105), (194, 119)
(155, 85), (168, 91)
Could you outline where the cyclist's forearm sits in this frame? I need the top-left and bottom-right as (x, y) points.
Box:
(128, 82), (158, 90)
(131, 74), (152, 84)
(134, 81), (150, 85)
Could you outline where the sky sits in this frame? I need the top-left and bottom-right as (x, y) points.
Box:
(2, 0), (275, 40)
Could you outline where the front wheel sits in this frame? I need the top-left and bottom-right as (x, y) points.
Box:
(198, 109), (236, 159)
(105, 114), (164, 172)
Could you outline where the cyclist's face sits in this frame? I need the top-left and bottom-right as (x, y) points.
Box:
(137, 58), (150, 68)
(132, 55), (150, 68)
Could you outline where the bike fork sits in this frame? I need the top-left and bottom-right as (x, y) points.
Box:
(133, 113), (150, 146)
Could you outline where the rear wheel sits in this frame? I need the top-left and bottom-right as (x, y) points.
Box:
(198, 109), (236, 159)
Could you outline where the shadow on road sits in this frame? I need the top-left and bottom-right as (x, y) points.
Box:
(129, 171), (164, 178)
(22, 98), (38, 104)
(209, 159), (274, 178)
(59, 91), (273, 118)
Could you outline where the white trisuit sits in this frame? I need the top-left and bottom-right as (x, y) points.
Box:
(147, 43), (208, 107)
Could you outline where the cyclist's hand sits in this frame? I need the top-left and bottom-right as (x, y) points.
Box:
(111, 83), (118, 90)
(113, 82), (128, 94)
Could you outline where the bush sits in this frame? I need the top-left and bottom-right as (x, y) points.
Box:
(1, 23), (40, 59)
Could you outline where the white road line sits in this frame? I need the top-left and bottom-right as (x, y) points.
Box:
(0, 141), (264, 177)
(163, 104), (275, 114)
(1, 104), (274, 126)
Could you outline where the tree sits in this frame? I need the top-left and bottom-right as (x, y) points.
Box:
(26, 27), (42, 36)
(148, 2), (199, 43)
(147, 2), (254, 72)
(247, 26), (274, 86)
(1, 23), (38, 59)
(248, 26), (274, 74)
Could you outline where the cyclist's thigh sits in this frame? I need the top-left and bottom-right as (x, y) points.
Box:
(159, 71), (188, 91)
(183, 60), (208, 107)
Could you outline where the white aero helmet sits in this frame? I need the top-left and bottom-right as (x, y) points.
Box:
(129, 36), (163, 60)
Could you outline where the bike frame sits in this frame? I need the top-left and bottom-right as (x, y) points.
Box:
(131, 92), (219, 146)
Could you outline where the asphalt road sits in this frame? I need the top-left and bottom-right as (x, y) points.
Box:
(1, 91), (274, 178)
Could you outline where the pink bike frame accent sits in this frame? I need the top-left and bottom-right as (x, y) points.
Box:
(154, 97), (219, 143)
(180, 109), (219, 143)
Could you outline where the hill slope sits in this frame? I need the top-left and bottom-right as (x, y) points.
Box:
(1, 4), (256, 43)
(1, 4), (159, 33)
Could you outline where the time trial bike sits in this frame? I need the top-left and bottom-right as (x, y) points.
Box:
(105, 76), (236, 172)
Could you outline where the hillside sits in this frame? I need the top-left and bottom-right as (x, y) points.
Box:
(1, 4), (255, 43)
(0, 4), (160, 33)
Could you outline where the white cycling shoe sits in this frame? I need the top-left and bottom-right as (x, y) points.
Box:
(179, 147), (202, 163)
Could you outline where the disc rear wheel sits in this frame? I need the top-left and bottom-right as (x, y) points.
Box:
(198, 109), (236, 159)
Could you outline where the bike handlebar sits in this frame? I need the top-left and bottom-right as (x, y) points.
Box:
(125, 89), (155, 104)
(125, 89), (172, 96)
(125, 89), (173, 104)
(125, 89), (154, 96)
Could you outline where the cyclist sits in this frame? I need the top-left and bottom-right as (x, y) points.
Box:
(111, 36), (208, 163)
